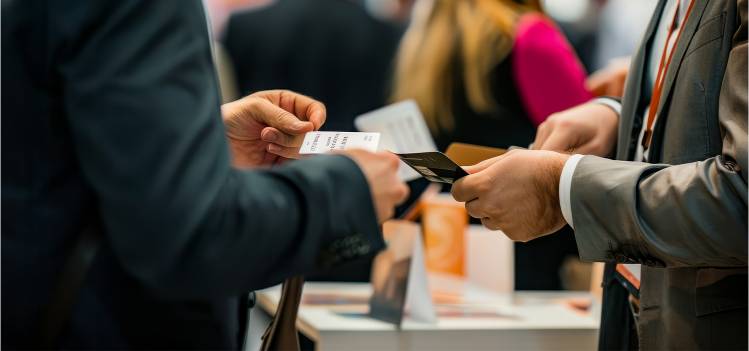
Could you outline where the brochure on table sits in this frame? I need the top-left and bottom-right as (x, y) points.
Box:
(368, 220), (437, 325)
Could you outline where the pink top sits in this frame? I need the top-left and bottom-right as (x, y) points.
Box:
(512, 14), (592, 126)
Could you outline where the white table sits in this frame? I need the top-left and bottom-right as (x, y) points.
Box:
(250, 281), (599, 351)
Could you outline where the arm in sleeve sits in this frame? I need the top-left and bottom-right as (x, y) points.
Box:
(54, 0), (382, 298)
(558, 98), (622, 229)
(511, 14), (593, 126)
(568, 26), (748, 268)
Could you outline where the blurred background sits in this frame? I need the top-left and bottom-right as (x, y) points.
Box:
(204, 0), (657, 291)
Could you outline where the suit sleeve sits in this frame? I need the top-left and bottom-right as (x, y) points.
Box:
(53, 0), (382, 298)
(569, 15), (748, 268)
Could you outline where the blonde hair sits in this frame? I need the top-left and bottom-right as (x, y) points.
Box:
(391, 0), (540, 134)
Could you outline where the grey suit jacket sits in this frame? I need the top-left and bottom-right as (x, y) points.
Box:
(570, 0), (747, 349)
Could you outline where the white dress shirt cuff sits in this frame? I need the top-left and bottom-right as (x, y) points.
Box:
(559, 154), (585, 229)
(592, 97), (623, 116)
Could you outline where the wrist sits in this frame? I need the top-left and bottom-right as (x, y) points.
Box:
(548, 153), (569, 200)
(592, 97), (622, 116)
(541, 152), (569, 228)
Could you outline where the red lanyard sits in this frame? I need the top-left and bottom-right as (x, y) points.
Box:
(641, 0), (696, 150)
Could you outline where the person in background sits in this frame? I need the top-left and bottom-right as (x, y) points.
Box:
(2, 0), (408, 348)
(543, 0), (654, 90)
(222, 0), (405, 132)
(583, 0), (658, 98)
(585, 56), (631, 98)
(390, 0), (591, 290)
(204, 0), (274, 40)
(591, 0), (657, 71)
(364, 0), (416, 23)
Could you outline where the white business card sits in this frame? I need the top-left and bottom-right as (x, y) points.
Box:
(354, 100), (438, 181)
(299, 131), (380, 154)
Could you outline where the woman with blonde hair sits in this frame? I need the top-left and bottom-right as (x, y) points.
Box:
(392, 0), (591, 150)
(391, 0), (592, 290)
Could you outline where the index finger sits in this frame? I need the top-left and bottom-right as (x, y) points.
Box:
(254, 90), (327, 130)
(539, 128), (576, 153)
(462, 155), (504, 174)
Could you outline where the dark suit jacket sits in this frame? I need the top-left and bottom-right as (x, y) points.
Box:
(223, 0), (403, 132)
(2, 1), (383, 349)
(568, 0), (747, 349)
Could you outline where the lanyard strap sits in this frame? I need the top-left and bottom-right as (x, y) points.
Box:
(641, 0), (696, 150)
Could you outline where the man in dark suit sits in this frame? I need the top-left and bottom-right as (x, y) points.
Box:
(222, 0), (404, 132)
(1, 1), (408, 349)
(451, 0), (747, 349)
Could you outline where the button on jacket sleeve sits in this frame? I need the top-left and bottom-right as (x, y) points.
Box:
(53, 0), (383, 298)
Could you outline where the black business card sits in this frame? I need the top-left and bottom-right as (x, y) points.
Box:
(396, 152), (469, 184)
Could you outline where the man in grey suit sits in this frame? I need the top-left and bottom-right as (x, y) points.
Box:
(451, 0), (747, 349)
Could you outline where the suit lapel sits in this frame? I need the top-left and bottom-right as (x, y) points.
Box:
(617, 0), (668, 161)
(653, 0), (711, 128)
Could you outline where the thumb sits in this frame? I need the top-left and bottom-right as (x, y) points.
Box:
(253, 99), (314, 134)
(462, 155), (502, 174)
(539, 129), (577, 153)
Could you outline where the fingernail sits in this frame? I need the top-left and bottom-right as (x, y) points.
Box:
(293, 121), (308, 130)
(263, 131), (278, 142)
(268, 144), (281, 153)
